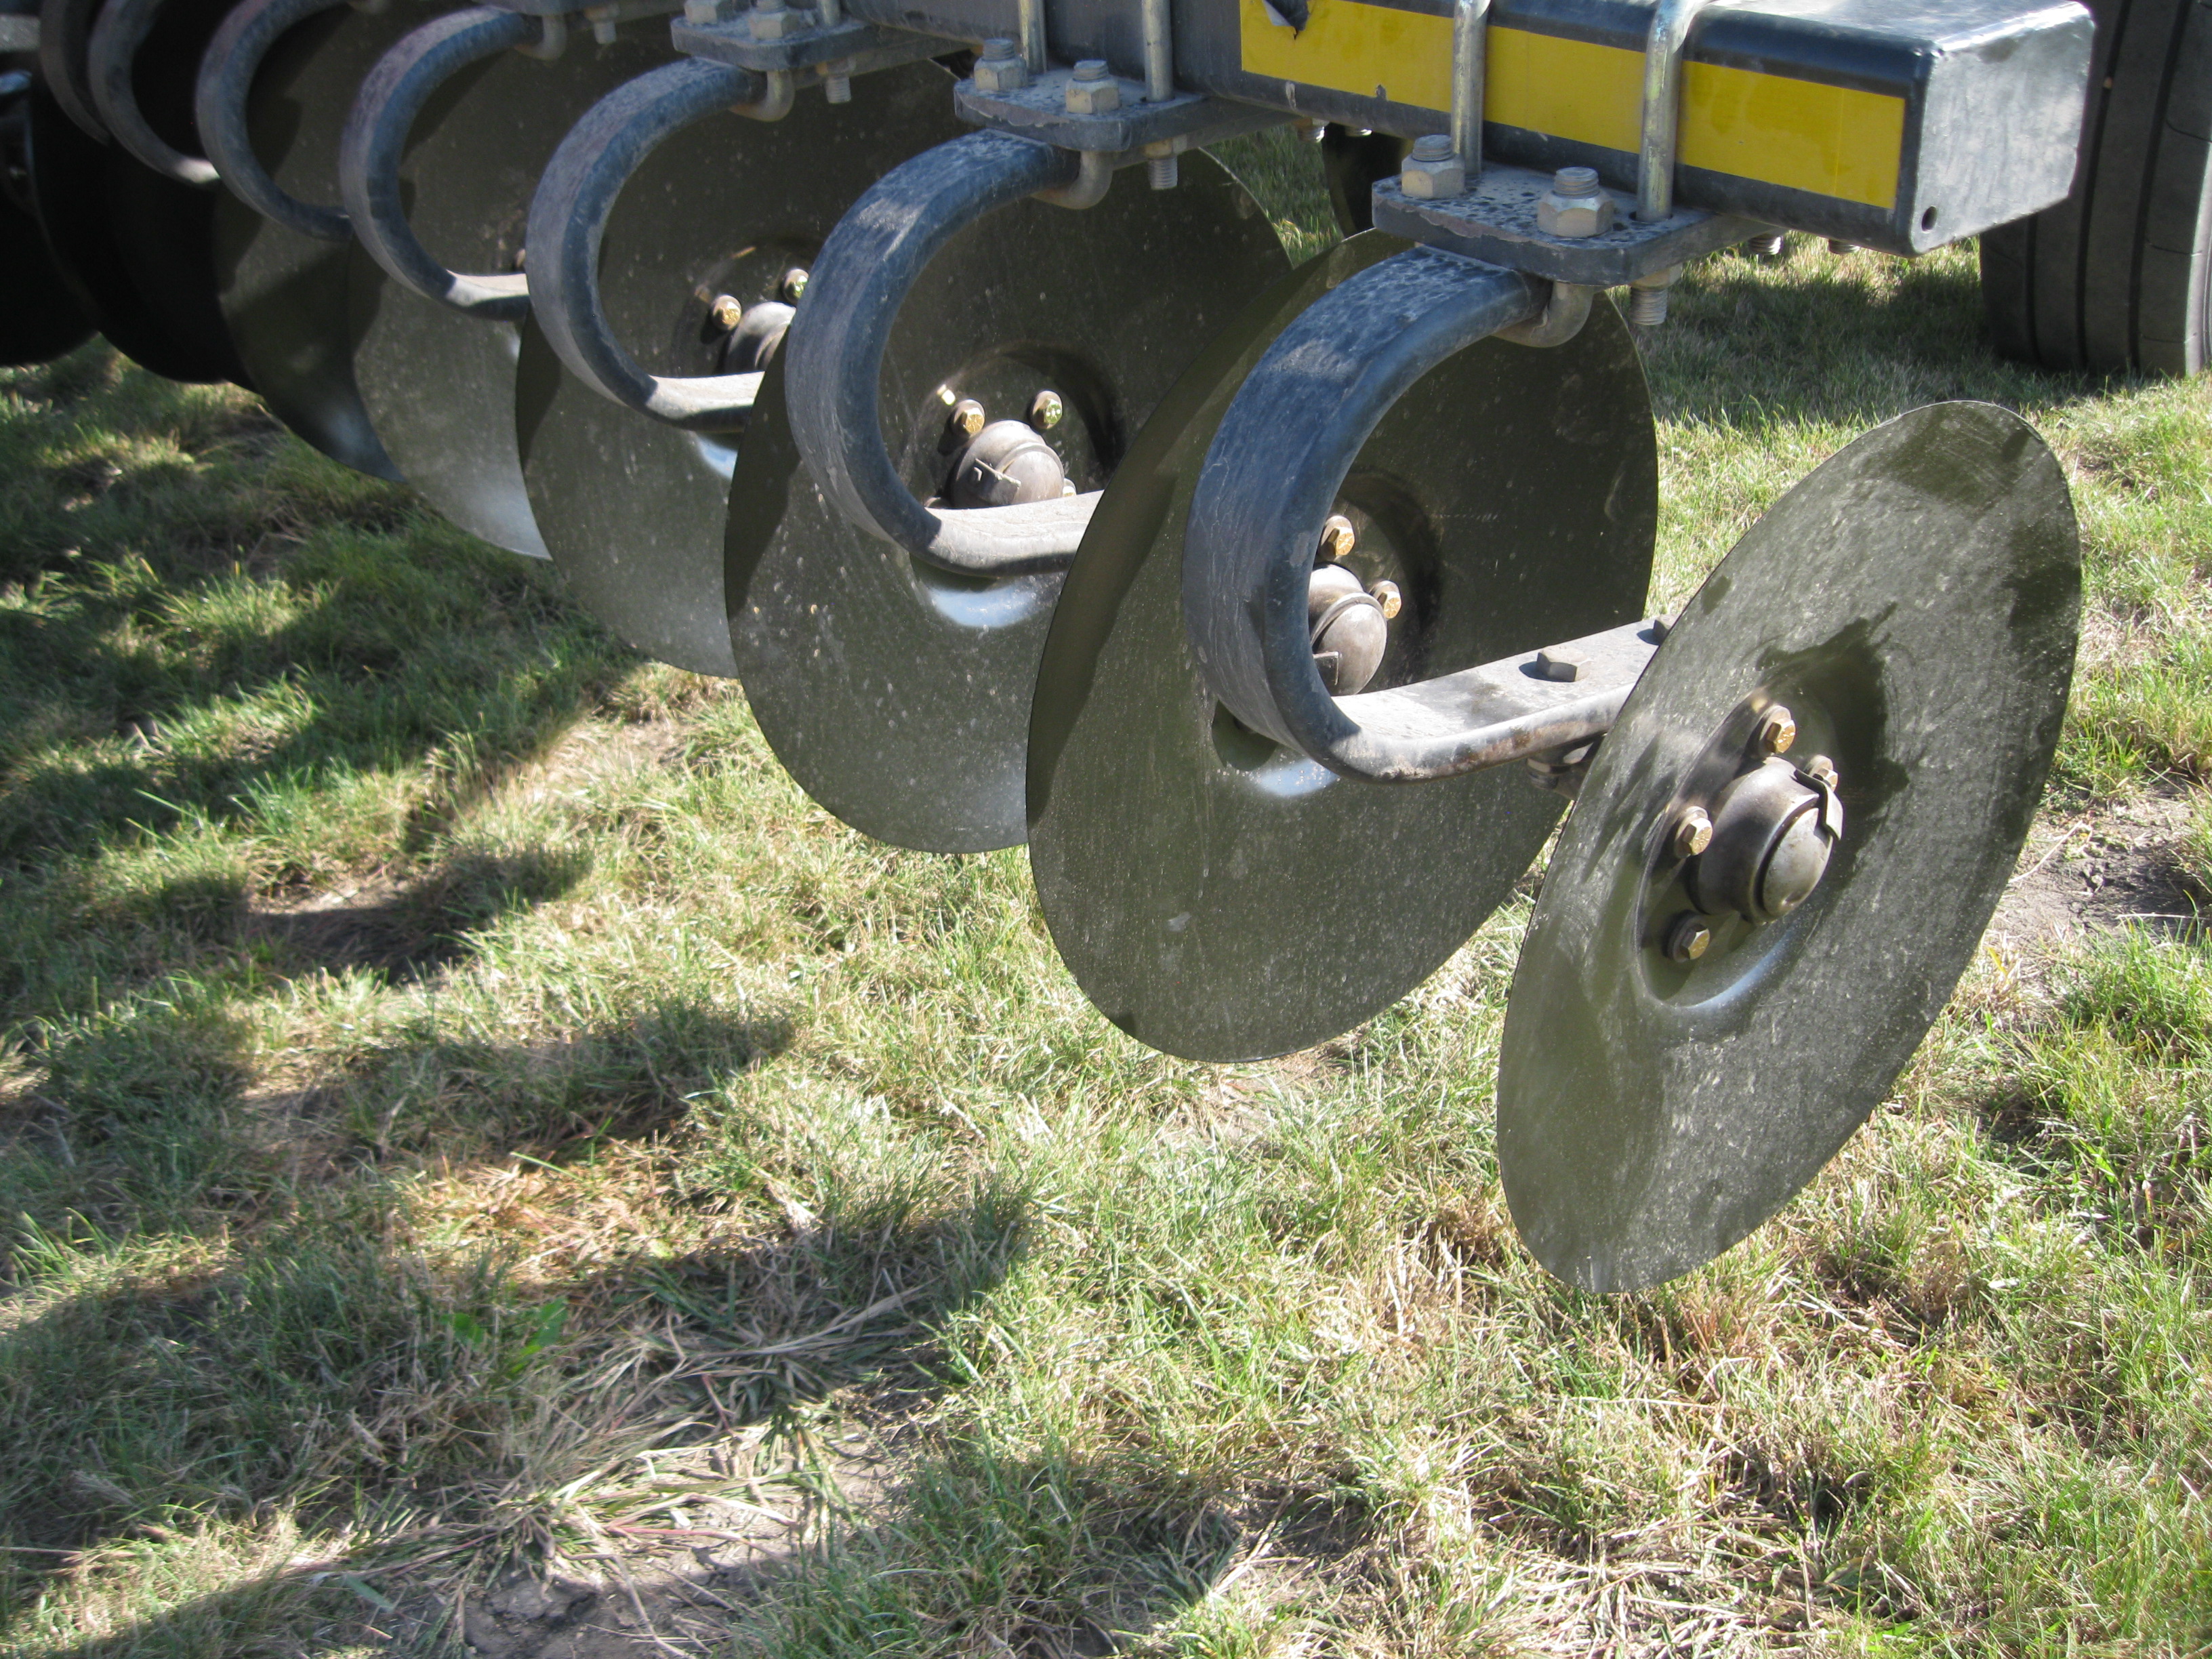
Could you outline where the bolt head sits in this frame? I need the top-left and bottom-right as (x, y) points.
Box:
(1370, 579), (1402, 620)
(780, 267), (808, 303)
(1802, 753), (1838, 787)
(1662, 912), (1712, 963)
(1028, 389), (1063, 430)
(949, 398), (986, 439)
(1399, 150), (1465, 200)
(1536, 182), (1616, 239)
(1755, 705), (1797, 756)
(708, 293), (743, 333)
(1317, 513), (1355, 562)
(1669, 805), (1713, 860)
(1064, 65), (1120, 113)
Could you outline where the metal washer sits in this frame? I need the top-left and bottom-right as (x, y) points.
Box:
(1496, 401), (2081, 1294)
(1027, 232), (1658, 1061)
(729, 150), (1290, 855)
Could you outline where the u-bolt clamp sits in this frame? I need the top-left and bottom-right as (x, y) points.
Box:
(1183, 246), (1659, 784)
(1637, 0), (1726, 223)
(782, 129), (1102, 577)
(87, 0), (220, 185)
(197, 0), (371, 239)
(525, 56), (790, 429)
(337, 1), (687, 323)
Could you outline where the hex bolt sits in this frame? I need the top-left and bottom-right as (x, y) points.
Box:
(1148, 152), (1179, 190)
(1628, 268), (1675, 327)
(1536, 166), (1614, 238)
(1370, 579), (1402, 619)
(1317, 513), (1355, 562)
(1744, 231), (1784, 258)
(780, 267), (808, 303)
(1065, 58), (1120, 115)
(949, 398), (986, 439)
(1029, 389), (1063, 430)
(825, 66), (853, 102)
(1662, 912), (1713, 963)
(973, 36), (1026, 93)
(1754, 705), (1797, 756)
(1828, 239), (1859, 255)
(1532, 647), (1585, 682)
(1669, 804), (1713, 860)
(1400, 133), (1465, 200)
(1802, 753), (1839, 787)
(708, 293), (743, 333)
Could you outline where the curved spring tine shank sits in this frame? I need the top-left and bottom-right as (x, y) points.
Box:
(783, 129), (1102, 577)
(1184, 245), (1666, 784)
(526, 56), (782, 429)
(37, 0), (111, 140)
(89, 0), (220, 185)
(339, 7), (543, 319)
(197, 0), (357, 239)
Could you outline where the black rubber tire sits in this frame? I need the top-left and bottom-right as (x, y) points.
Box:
(1981, 0), (2212, 375)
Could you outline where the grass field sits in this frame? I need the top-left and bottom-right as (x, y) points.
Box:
(2, 130), (2210, 1656)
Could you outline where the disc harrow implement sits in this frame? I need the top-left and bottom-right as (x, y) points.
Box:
(0, 0), (2124, 1294)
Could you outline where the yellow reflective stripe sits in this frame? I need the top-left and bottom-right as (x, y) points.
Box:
(1237, 0), (1904, 209)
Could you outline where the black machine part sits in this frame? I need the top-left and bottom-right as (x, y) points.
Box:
(1027, 233), (1656, 1062)
(726, 146), (1290, 855)
(514, 58), (968, 677)
(200, 0), (412, 478)
(1496, 401), (2081, 1294)
(1981, 0), (2212, 375)
(0, 66), (95, 367)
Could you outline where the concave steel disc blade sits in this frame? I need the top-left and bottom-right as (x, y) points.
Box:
(0, 70), (95, 367)
(213, 1), (417, 476)
(726, 150), (1290, 855)
(348, 30), (669, 557)
(516, 62), (965, 672)
(100, 0), (253, 383)
(1496, 401), (2081, 1294)
(26, 79), (230, 381)
(1027, 234), (1658, 1061)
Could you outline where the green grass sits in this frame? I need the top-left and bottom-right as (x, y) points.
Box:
(2, 142), (2211, 1656)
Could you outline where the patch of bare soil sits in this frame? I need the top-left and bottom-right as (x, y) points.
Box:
(439, 1433), (897, 1658)
(1991, 785), (2204, 965)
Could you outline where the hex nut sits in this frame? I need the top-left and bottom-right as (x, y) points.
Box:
(1755, 705), (1797, 756)
(1399, 149), (1465, 200)
(708, 293), (743, 333)
(682, 0), (741, 22)
(972, 40), (1027, 93)
(1662, 912), (1712, 963)
(1802, 753), (1838, 787)
(949, 398), (986, 440)
(1065, 60), (1120, 114)
(1370, 580), (1402, 620)
(1536, 167), (1616, 239)
(780, 267), (808, 303)
(747, 0), (797, 41)
(1029, 389), (1063, 430)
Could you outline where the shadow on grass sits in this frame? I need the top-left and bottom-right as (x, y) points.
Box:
(1650, 241), (2126, 431)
